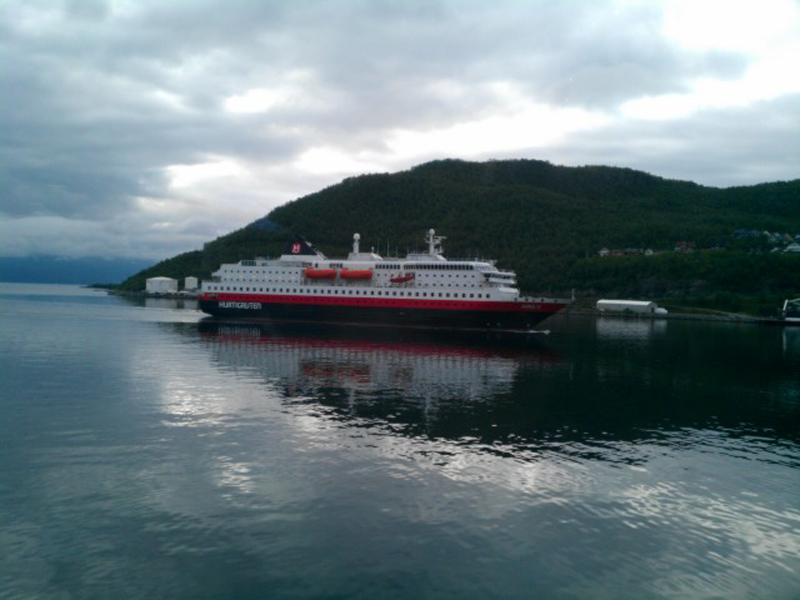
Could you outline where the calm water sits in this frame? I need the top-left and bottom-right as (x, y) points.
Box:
(1, 283), (799, 599)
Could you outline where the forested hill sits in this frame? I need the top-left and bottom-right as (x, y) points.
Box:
(121, 159), (800, 314)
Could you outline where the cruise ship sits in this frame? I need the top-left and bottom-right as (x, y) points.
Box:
(198, 229), (571, 330)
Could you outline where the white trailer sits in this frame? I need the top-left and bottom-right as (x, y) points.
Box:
(146, 276), (178, 294)
(596, 299), (667, 315)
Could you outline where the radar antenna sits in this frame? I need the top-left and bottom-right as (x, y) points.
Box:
(425, 228), (446, 256)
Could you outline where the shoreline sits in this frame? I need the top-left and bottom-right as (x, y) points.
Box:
(563, 307), (759, 323)
(105, 288), (199, 300)
(563, 307), (798, 327)
(101, 288), (797, 327)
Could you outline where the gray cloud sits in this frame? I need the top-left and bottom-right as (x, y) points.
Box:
(1, 0), (796, 259)
(538, 94), (800, 186)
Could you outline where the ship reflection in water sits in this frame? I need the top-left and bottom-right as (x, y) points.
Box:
(192, 317), (799, 459)
(196, 320), (564, 448)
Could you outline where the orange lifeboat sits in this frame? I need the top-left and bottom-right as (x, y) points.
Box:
(390, 273), (415, 284)
(304, 268), (337, 279)
(340, 268), (373, 280)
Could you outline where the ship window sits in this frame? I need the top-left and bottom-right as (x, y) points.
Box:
(470, 294), (474, 298)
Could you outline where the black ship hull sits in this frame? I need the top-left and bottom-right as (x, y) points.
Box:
(198, 298), (565, 331)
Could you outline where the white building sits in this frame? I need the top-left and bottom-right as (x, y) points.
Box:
(146, 276), (178, 294)
(184, 276), (199, 290)
(596, 299), (668, 315)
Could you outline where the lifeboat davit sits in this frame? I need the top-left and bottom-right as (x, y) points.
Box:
(340, 269), (373, 280)
(304, 268), (337, 279)
(390, 273), (415, 284)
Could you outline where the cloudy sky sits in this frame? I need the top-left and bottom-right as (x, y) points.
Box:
(2, 0), (799, 261)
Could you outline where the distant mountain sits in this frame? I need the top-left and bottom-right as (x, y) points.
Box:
(119, 158), (800, 314)
(0, 256), (155, 285)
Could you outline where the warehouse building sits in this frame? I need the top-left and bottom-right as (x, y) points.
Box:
(145, 276), (178, 295)
(596, 299), (668, 316)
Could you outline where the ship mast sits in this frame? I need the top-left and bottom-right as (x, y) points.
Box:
(426, 229), (446, 257)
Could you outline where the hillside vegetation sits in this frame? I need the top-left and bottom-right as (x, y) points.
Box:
(121, 159), (800, 315)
